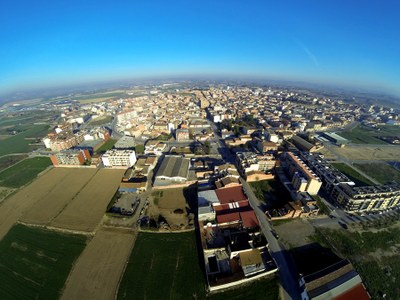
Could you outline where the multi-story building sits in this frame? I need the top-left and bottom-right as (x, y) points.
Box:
(283, 152), (322, 195)
(175, 128), (190, 141)
(101, 150), (137, 168)
(43, 132), (85, 151)
(331, 183), (400, 211)
(236, 152), (276, 178)
(50, 149), (91, 166)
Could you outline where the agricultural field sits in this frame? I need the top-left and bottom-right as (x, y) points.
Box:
(312, 227), (400, 299)
(0, 224), (87, 299)
(331, 163), (375, 186)
(50, 168), (125, 232)
(332, 144), (400, 161)
(61, 228), (135, 300)
(0, 157), (52, 188)
(0, 167), (69, 240)
(117, 231), (206, 300)
(0, 124), (49, 156)
(338, 124), (400, 145)
(20, 168), (97, 225)
(0, 154), (28, 172)
(354, 162), (400, 185)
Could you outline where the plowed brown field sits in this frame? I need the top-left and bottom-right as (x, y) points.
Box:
(20, 168), (97, 225)
(0, 167), (67, 239)
(50, 169), (124, 232)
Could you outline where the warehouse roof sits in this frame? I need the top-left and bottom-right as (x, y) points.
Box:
(155, 156), (190, 179)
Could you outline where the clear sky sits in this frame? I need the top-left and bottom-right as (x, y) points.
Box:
(1, 0), (400, 97)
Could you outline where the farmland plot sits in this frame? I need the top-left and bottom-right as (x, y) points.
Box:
(61, 228), (135, 300)
(20, 168), (98, 225)
(0, 167), (69, 240)
(0, 224), (87, 299)
(50, 169), (125, 232)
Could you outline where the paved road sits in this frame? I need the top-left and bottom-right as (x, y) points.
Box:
(240, 178), (302, 300)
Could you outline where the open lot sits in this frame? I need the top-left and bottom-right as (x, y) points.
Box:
(61, 228), (135, 300)
(50, 168), (125, 232)
(0, 224), (87, 299)
(274, 218), (316, 249)
(117, 231), (206, 300)
(354, 162), (400, 185)
(331, 163), (374, 186)
(0, 157), (52, 188)
(332, 145), (400, 161)
(20, 168), (98, 225)
(312, 226), (400, 299)
(150, 187), (191, 229)
(0, 167), (68, 240)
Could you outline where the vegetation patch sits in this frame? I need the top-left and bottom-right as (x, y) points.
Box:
(0, 154), (28, 172)
(95, 138), (117, 154)
(331, 163), (374, 186)
(250, 179), (291, 208)
(0, 124), (49, 156)
(311, 227), (400, 299)
(0, 224), (87, 299)
(117, 232), (206, 300)
(354, 162), (400, 185)
(0, 157), (51, 188)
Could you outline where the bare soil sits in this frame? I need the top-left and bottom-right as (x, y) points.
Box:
(50, 169), (125, 232)
(20, 168), (97, 225)
(0, 167), (67, 240)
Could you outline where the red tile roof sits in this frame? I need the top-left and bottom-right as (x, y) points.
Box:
(214, 200), (250, 214)
(216, 212), (241, 225)
(215, 185), (247, 204)
(240, 210), (259, 228)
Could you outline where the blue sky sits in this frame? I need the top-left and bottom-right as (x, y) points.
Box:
(1, 0), (400, 96)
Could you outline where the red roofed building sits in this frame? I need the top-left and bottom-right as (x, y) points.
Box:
(214, 200), (250, 215)
(215, 185), (247, 204)
(216, 212), (241, 226)
(240, 211), (259, 229)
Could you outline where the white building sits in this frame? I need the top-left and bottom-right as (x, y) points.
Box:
(101, 150), (137, 168)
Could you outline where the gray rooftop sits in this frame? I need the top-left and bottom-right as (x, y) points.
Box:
(156, 156), (190, 179)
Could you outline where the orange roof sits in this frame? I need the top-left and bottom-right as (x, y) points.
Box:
(216, 212), (241, 224)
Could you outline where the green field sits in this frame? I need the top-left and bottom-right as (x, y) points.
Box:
(312, 227), (400, 299)
(0, 124), (49, 156)
(0, 224), (87, 299)
(95, 138), (117, 154)
(354, 162), (400, 185)
(0, 157), (51, 188)
(0, 154), (28, 172)
(338, 124), (400, 145)
(331, 163), (374, 186)
(118, 232), (206, 300)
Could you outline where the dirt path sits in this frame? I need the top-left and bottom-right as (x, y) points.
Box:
(61, 227), (136, 300)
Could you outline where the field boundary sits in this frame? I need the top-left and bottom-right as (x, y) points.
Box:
(17, 221), (96, 237)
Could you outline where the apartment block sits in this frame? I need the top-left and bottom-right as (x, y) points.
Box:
(102, 149), (137, 168)
(50, 149), (91, 166)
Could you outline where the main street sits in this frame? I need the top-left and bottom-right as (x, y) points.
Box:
(206, 119), (302, 299)
(240, 178), (302, 300)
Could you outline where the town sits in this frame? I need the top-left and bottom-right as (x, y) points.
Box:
(1, 82), (400, 299)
